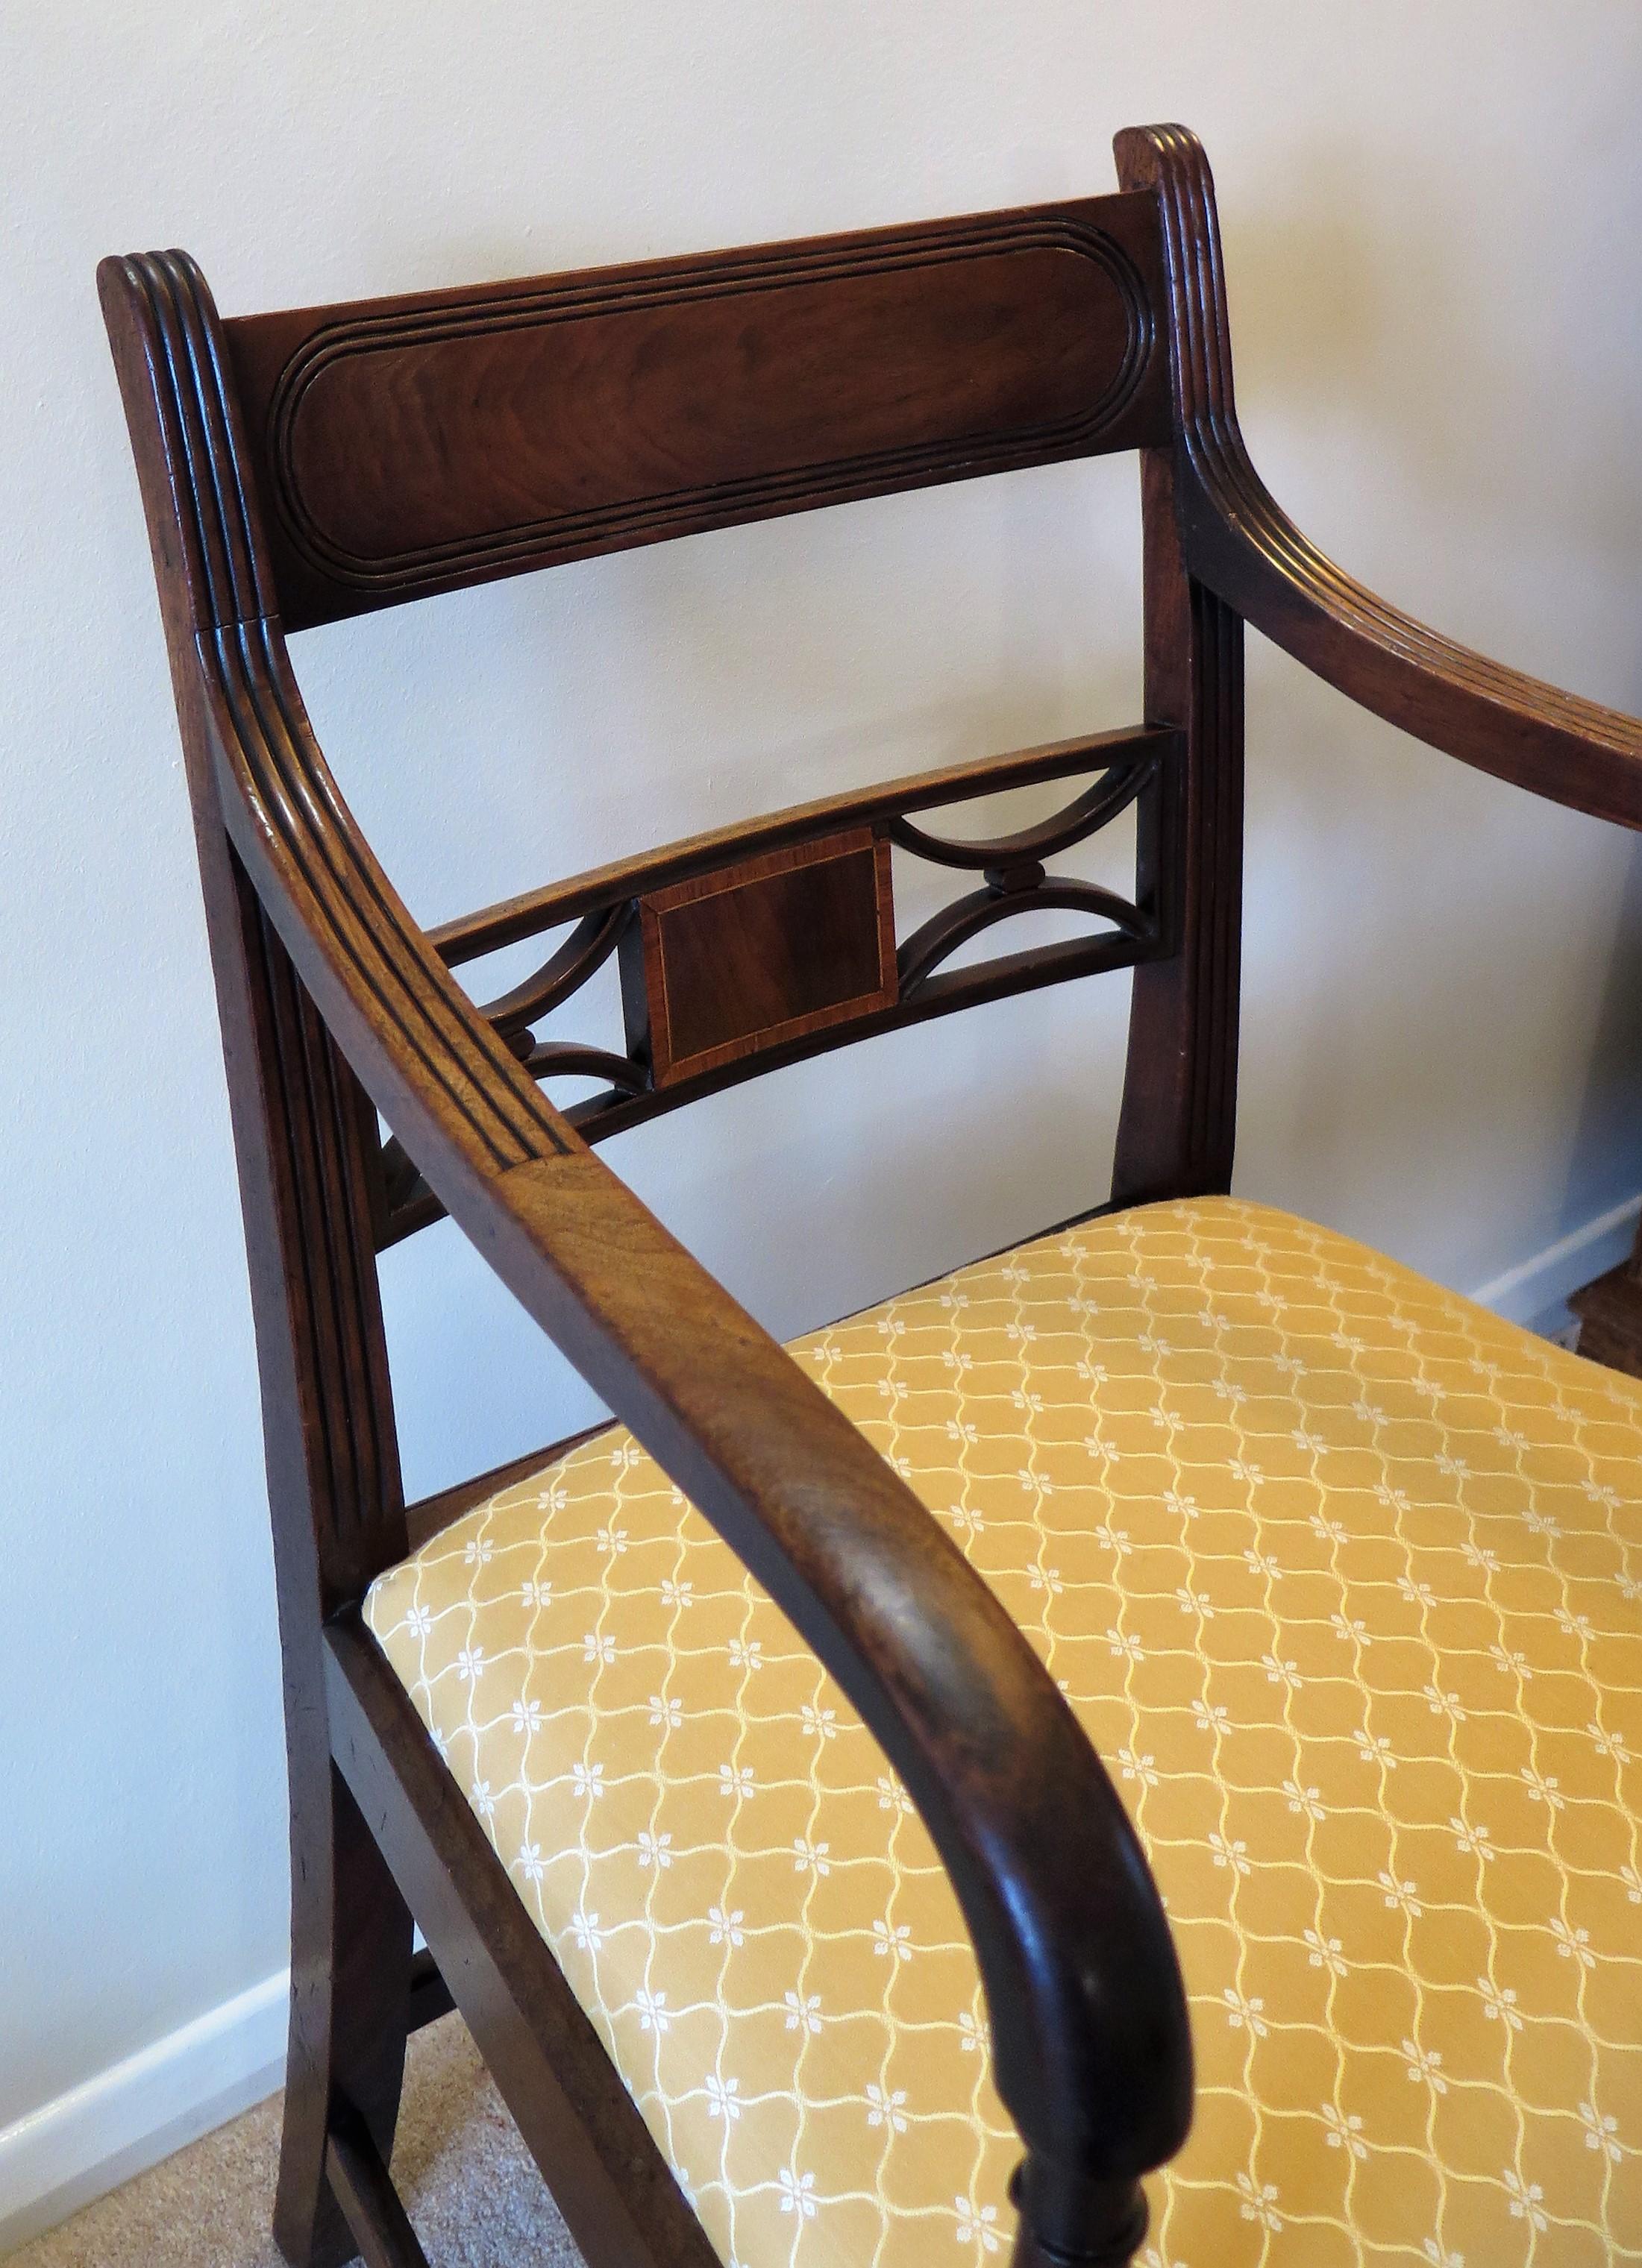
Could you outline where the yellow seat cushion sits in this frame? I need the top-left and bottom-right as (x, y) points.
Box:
(363, 1196), (1642, 2267)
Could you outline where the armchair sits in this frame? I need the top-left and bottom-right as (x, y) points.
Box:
(100, 124), (1642, 2268)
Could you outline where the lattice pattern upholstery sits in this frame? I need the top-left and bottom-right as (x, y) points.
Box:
(363, 1199), (1642, 2267)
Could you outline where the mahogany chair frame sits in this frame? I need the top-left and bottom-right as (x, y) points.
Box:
(99, 125), (1642, 2268)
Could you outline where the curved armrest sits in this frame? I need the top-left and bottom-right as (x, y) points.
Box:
(1118, 123), (1642, 833)
(100, 245), (1190, 2268)
(209, 629), (1188, 2258)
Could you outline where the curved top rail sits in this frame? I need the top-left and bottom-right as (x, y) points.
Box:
(222, 192), (1172, 628)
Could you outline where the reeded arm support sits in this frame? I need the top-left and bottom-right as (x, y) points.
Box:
(1118, 122), (1642, 834)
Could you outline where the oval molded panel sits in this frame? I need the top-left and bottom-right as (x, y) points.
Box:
(267, 218), (1155, 588)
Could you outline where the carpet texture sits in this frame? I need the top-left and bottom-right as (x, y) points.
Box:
(11, 2018), (586, 2267)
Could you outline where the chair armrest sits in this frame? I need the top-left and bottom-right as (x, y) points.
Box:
(1118, 122), (1642, 832)
(201, 629), (1191, 2250)
(202, 571), (1194, 2254)
(101, 238), (1188, 2258)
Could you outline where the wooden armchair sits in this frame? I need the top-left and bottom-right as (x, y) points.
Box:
(100, 125), (1642, 2268)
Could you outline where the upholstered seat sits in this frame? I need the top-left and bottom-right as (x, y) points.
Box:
(365, 1199), (1642, 2268)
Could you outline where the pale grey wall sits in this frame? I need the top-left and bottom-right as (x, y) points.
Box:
(3, 0), (1640, 2155)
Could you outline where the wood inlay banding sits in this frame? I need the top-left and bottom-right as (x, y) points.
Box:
(624, 829), (896, 1086)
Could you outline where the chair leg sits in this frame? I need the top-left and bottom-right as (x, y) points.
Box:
(274, 1759), (416, 2268)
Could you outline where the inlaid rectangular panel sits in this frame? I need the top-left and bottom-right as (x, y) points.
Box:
(224, 190), (1168, 626)
(622, 829), (897, 1087)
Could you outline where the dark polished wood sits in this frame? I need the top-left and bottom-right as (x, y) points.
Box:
(1109, 446), (1242, 1205)
(383, 920), (1159, 1245)
(377, 727), (1171, 1240)
(99, 126), (1642, 2268)
(430, 724), (1170, 966)
(225, 195), (1170, 628)
(325, 2099), (433, 2268)
(105, 240), (418, 2251)
(624, 829), (897, 1086)
(1116, 122), (1642, 832)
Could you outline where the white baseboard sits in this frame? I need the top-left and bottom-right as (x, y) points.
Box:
(1467, 1190), (1642, 1329)
(0, 1969), (288, 2256)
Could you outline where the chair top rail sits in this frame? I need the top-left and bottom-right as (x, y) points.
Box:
(222, 190), (1173, 629)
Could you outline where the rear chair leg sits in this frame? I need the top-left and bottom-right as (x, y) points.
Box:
(274, 1760), (416, 2268)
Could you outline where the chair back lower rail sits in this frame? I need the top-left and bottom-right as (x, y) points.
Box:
(379, 723), (1182, 1243)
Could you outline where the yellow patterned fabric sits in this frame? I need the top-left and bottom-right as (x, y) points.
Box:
(364, 1198), (1642, 2267)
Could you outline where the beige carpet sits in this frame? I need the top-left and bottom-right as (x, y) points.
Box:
(12, 2017), (586, 2267)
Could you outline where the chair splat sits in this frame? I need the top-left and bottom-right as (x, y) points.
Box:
(376, 723), (1180, 1241)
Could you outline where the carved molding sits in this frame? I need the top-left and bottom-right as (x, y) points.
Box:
(240, 204), (1166, 621)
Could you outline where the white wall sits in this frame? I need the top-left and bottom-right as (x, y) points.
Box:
(4, 0), (1642, 2235)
